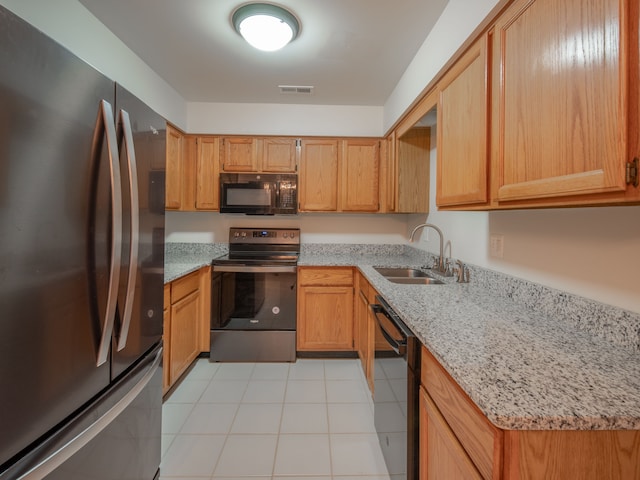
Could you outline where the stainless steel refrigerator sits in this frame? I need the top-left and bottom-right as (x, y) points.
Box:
(0, 6), (166, 479)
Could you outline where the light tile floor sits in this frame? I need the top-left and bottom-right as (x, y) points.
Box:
(160, 358), (391, 480)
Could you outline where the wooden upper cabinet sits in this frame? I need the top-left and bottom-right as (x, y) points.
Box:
(165, 126), (196, 211)
(165, 124), (184, 210)
(299, 138), (339, 211)
(437, 35), (490, 208)
(262, 137), (298, 172)
(491, 0), (634, 205)
(195, 136), (219, 210)
(220, 136), (298, 173)
(220, 136), (258, 172)
(340, 139), (380, 212)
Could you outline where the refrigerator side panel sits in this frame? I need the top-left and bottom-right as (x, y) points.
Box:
(0, 7), (114, 470)
(112, 84), (166, 380)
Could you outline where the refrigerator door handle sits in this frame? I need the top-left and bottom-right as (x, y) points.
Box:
(116, 109), (139, 352)
(95, 99), (123, 366)
(14, 347), (162, 480)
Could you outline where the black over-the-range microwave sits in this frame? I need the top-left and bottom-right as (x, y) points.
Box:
(219, 173), (298, 215)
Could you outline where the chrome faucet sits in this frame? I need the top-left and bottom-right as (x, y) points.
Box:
(409, 223), (447, 274)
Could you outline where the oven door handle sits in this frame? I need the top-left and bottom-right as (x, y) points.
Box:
(212, 265), (297, 273)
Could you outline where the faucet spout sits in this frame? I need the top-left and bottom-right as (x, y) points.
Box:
(409, 223), (446, 274)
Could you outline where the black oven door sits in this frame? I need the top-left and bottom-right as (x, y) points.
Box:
(211, 265), (297, 330)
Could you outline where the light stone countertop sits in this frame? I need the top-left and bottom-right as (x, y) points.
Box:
(166, 242), (640, 431)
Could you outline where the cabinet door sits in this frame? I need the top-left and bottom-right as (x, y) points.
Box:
(492, 0), (628, 203)
(420, 387), (483, 480)
(341, 139), (380, 211)
(437, 36), (489, 207)
(299, 139), (339, 211)
(169, 289), (200, 383)
(221, 136), (258, 172)
(195, 136), (219, 210)
(297, 285), (354, 351)
(263, 137), (298, 172)
(165, 125), (184, 210)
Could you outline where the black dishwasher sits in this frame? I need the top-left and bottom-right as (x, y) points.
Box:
(371, 295), (420, 480)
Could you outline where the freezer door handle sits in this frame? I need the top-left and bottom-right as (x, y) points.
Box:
(14, 347), (162, 480)
(115, 109), (140, 352)
(95, 100), (123, 366)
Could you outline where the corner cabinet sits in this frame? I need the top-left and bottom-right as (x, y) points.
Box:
(297, 267), (354, 352)
(490, 0), (640, 207)
(298, 138), (382, 213)
(437, 34), (490, 208)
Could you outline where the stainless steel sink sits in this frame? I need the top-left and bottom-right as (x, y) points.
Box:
(373, 267), (444, 285)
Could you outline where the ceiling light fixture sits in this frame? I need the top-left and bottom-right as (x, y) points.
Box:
(232, 3), (300, 52)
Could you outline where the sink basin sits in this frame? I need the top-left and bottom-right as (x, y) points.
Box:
(373, 267), (444, 285)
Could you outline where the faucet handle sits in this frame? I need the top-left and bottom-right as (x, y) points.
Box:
(454, 260), (470, 283)
(444, 258), (455, 276)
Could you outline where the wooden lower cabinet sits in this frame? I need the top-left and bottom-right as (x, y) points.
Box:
(421, 387), (483, 480)
(297, 267), (354, 352)
(420, 345), (640, 479)
(355, 271), (374, 392)
(163, 267), (211, 395)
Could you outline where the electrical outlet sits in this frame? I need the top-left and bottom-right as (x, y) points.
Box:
(490, 234), (504, 258)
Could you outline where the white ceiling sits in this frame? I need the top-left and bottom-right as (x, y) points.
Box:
(78, 0), (449, 106)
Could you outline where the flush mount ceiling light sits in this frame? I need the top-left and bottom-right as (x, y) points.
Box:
(232, 3), (300, 52)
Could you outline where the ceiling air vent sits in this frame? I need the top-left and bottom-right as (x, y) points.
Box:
(278, 85), (314, 95)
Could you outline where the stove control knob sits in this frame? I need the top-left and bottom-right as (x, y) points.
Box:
(241, 232), (247, 237)
(283, 233), (288, 238)
(290, 232), (295, 238)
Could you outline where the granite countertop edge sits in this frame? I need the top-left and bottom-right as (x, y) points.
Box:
(165, 245), (640, 431)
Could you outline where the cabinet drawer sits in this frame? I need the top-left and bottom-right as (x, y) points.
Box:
(298, 267), (353, 286)
(421, 347), (501, 480)
(170, 270), (200, 303)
